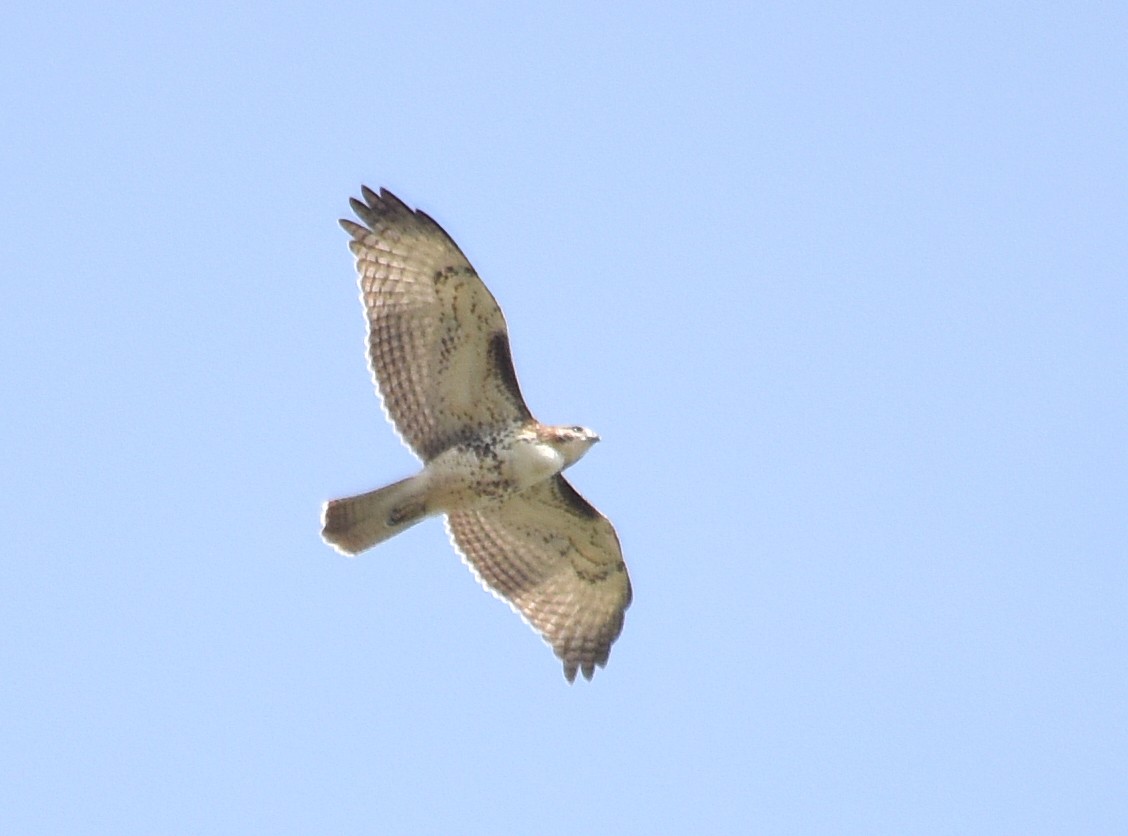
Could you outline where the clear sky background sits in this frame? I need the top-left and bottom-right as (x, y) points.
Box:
(3, 2), (1125, 833)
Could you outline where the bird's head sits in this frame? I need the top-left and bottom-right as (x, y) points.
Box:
(539, 424), (600, 468)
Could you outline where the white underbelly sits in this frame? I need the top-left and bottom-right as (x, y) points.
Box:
(506, 441), (565, 489)
(422, 437), (564, 511)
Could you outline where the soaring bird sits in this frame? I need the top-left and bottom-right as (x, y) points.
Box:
(322, 187), (631, 681)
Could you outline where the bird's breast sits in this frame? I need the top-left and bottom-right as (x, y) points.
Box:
(504, 438), (566, 490)
(422, 432), (564, 511)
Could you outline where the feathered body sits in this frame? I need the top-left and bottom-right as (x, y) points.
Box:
(322, 187), (631, 682)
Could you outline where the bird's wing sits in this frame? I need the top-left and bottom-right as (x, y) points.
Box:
(341, 187), (532, 460)
(446, 475), (632, 681)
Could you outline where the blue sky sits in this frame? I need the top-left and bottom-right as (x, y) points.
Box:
(3, 2), (1125, 833)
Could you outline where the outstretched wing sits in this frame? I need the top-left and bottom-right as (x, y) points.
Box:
(446, 476), (632, 682)
(341, 187), (532, 461)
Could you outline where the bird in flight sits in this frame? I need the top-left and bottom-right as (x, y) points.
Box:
(321, 187), (631, 681)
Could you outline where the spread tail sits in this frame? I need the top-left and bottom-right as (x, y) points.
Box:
(321, 475), (430, 555)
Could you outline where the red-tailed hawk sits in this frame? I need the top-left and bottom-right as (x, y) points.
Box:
(322, 187), (631, 682)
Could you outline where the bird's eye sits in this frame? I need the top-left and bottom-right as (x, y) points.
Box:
(571, 426), (584, 434)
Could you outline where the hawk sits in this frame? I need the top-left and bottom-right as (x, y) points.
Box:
(321, 187), (631, 682)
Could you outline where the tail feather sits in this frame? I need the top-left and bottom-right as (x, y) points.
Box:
(322, 475), (429, 555)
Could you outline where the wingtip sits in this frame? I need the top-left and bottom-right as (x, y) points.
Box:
(359, 184), (380, 205)
(562, 658), (604, 683)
